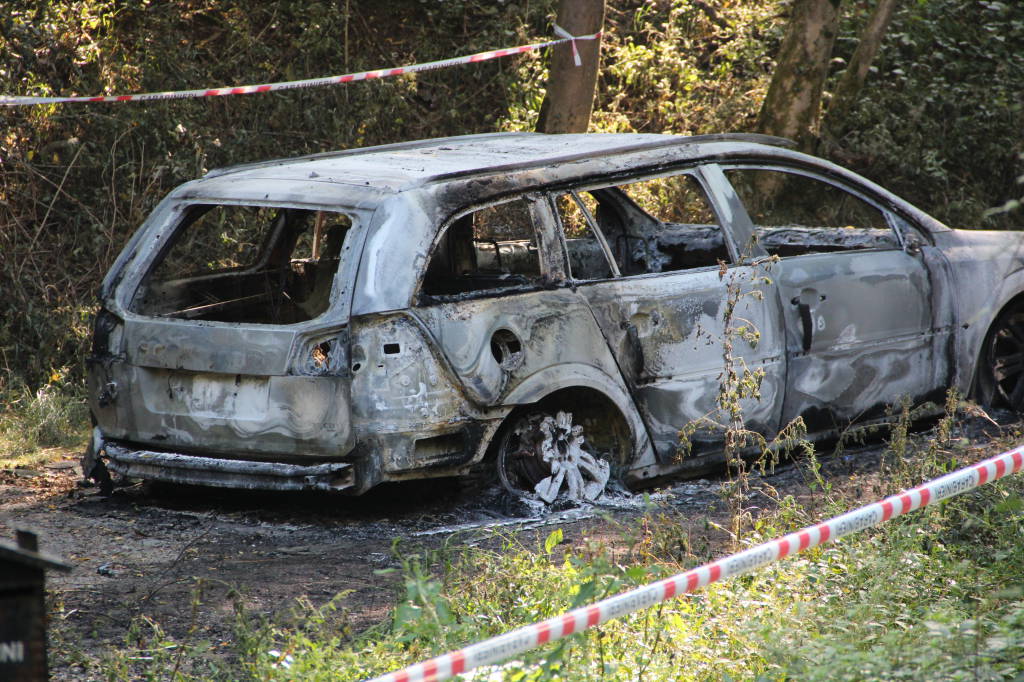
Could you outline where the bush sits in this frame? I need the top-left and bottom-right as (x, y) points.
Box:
(2, 0), (1021, 392)
(0, 370), (89, 458)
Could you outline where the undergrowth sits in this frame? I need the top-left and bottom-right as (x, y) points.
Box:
(0, 367), (89, 464)
(2, 0), (1022, 389)
(78, 419), (1024, 681)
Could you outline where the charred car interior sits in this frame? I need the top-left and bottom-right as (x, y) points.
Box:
(131, 205), (353, 325)
(83, 132), (1024, 503)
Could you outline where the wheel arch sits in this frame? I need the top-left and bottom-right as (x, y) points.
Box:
(969, 290), (1024, 403)
(500, 364), (655, 473)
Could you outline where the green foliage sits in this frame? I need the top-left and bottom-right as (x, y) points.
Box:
(2, 0), (1022, 390)
(501, 0), (783, 135)
(165, 468), (1021, 681)
(827, 0), (1024, 229)
(99, 615), (213, 682)
(389, 553), (467, 645)
(676, 257), (816, 547)
(94, 580), (222, 681)
(0, 369), (89, 460)
(986, 153), (1024, 217)
(759, 493), (1024, 681)
(63, 425), (1024, 680)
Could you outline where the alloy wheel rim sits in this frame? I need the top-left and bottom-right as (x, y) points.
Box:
(498, 410), (610, 503)
(989, 311), (1024, 409)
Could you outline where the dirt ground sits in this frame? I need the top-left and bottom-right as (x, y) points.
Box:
(0, 412), (1013, 680)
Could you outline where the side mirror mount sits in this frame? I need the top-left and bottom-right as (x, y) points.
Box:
(903, 230), (925, 256)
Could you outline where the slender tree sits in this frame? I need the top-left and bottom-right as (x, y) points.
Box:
(826, 0), (901, 135)
(536, 0), (605, 134)
(757, 0), (843, 151)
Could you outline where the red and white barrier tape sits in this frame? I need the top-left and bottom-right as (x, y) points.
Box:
(367, 445), (1024, 682)
(0, 27), (599, 107)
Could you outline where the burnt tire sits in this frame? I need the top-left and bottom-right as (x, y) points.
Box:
(92, 460), (114, 496)
(493, 396), (630, 503)
(977, 302), (1024, 411)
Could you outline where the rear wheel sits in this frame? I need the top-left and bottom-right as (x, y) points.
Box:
(977, 302), (1024, 411)
(495, 396), (629, 503)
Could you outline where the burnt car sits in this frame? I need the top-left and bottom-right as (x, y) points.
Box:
(83, 132), (1024, 502)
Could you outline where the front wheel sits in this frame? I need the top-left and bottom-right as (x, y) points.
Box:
(496, 409), (612, 503)
(977, 303), (1024, 411)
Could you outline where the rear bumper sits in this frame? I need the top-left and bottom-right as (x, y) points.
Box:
(104, 443), (355, 492)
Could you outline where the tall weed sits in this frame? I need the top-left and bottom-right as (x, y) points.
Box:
(0, 370), (88, 460)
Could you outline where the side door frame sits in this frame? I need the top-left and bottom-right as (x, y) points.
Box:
(543, 162), (789, 474)
(710, 158), (956, 434)
(407, 190), (656, 470)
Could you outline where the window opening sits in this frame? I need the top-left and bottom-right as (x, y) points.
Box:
(724, 168), (897, 257)
(131, 206), (352, 324)
(420, 197), (543, 299)
(555, 172), (727, 278)
(555, 192), (616, 280)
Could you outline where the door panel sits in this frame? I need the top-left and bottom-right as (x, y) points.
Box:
(413, 193), (626, 408)
(579, 267), (786, 460)
(775, 250), (943, 429)
(550, 171), (787, 462)
(720, 165), (949, 432)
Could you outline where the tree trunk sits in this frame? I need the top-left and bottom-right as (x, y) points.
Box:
(536, 0), (604, 134)
(826, 0), (900, 135)
(756, 0), (843, 151)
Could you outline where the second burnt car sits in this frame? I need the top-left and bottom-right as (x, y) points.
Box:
(84, 132), (1024, 502)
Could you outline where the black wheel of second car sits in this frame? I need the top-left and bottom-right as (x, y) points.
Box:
(979, 303), (1024, 411)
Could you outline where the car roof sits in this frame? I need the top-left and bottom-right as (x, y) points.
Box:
(198, 132), (795, 194)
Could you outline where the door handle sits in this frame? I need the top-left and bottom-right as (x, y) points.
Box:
(791, 289), (826, 352)
(791, 297), (813, 352)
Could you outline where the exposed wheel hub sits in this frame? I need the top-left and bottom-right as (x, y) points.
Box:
(500, 410), (611, 503)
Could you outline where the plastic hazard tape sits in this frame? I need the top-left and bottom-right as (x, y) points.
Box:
(367, 445), (1024, 682)
(0, 27), (599, 107)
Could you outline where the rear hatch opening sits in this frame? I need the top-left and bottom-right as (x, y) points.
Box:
(131, 205), (352, 324)
(88, 203), (360, 487)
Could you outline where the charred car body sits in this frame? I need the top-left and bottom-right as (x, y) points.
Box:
(84, 133), (1024, 501)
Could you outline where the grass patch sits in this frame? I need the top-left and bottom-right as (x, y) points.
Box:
(0, 374), (90, 467)
(82, 439), (1024, 681)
